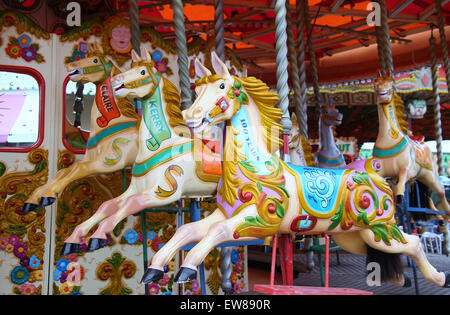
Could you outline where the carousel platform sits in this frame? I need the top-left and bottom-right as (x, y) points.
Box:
(245, 251), (450, 295)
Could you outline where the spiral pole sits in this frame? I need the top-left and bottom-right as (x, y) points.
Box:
(375, 25), (387, 77)
(129, 0), (140, 53)
(295, 0), (308, 138)
(172, 0), (192, 110)
(214, 0), (225, 61)
(274, 0), (292, 138)
(379, 0), (393, 76)
(435, 0), (450, 87)
(304, 0), (321, 113)
(430, 32), (445, 176)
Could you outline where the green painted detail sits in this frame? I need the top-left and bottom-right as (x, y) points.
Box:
(328, 202), (343, 231)
(142, 85), (171, 151)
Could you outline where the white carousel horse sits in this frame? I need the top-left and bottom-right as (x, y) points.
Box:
(316, 101), (346, 169)
(60, 47), (221, 255)
(22, 43), (140, 213)
(141, 52), (449, 289)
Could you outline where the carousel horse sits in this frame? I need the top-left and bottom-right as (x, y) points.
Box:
(141, 52), (450, 288)
(22, 43), (141, 214)
(60, 47), (221, 255)
(316, 102), (346, 169)
(373, 74), (450, 218)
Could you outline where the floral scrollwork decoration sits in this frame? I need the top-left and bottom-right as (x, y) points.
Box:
(96, 252), (136, 295)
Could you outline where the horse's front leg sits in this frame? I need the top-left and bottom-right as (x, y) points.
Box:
(142, 209), (227, 283)
(174, 205), (259, 283)
(394, 167), (408, 213)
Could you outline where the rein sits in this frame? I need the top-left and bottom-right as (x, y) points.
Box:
(125, 60), (161, 100)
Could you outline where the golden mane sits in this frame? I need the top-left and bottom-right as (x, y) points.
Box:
(235, 76), (283, 154)
(161, 77), (190, 136)
(392, 92), (409, 135)
(110, 66), (141, 125)
(300, 135), (316, 167)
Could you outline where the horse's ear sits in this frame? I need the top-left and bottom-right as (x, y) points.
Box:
(131, 49), (141, 62)
(211, 51), (230, 79)
(141, 46), (152, 62)
(94, 42), (103, 54)
(291, 112), (298, 127)
(195, 57), (211, 77)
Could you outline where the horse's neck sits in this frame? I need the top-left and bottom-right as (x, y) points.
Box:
(376, 99), (404, 146)
(290, 144), (306, 166)
(318, 117), (340, 158)
(88, 66), (135, 136)
(229, 103), (273, 174)
(135, 78), (187, 160)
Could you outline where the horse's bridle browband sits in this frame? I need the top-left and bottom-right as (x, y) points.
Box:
(82, 56), (113, 84)
(125, 60), (162, 100)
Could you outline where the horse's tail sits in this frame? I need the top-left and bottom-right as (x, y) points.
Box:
(366, 245), (403, 283)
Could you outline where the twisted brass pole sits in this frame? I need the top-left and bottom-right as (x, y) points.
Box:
(295, 0), (308, 138)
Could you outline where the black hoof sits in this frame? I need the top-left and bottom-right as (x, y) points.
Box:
(174, 267), (197, 283)
(87, 238), (106, 252)
(39, 197), (56, 207)
(141, 268), (164, 284)
(403, 273), (412, 287)
(60, 243), (80, 256)
(443, 271), (450, 288)
(21, 203), (38, 214)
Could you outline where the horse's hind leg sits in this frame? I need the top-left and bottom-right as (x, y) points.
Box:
(142, 209), (227, 283)
(359, 229), (448, 287)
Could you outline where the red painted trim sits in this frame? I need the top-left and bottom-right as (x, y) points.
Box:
(0, 65), (45, 153)
(62, 74), (86, 155)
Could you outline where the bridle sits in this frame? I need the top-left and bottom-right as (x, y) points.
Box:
(124, 60), (161, 100)
(82, 56), (113, 84)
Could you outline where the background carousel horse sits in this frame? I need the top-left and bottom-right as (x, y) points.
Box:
(22, 43), (141, 214)
(60, 47), (222, 256)
(373, 74), (450, 223)
(316, 101), (346, 169)
(142, 52), (449, 289)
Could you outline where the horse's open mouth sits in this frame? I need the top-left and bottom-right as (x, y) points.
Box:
(68, 69), (81, 80)
(187, 117), (210, 134)
(112, 81), (128, 96)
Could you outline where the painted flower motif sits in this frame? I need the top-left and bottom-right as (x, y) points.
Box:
(59, 271), (68, 283)
(19, 283), (36, 295)
(230, 272), (238, 284)
(70, 290), (82, 295)
(56, 258), (70, 272)
(70, 50), (85, 62)
(78, 42), (89, 54)
(29, 255), (40, 268)
(184, 289), (192, 295)
(67, 253), (78, 262)
(152, 50), (162, 62)
(8, 235), (20, 246)
(5, 243), (14, 253)
(30, 270), (43, 282)
(161, 291), (172, 295)
(0, 237), (8, 250)
(155, 60), (167, 73)
(17, 34), (31, 48)
(158, 273), (169, 286)
(191, 279), (199, 292)
(59, 282), (73, 295)
(13, 242), (28, 259)
(235, 262), (242, 273)
(230, 249), (239, 264)
(229, 80), (248, 106)
(21, 46), (37, 62)
(147, 230), (156, 241)
(233, 278), (246, 293)
(124, 230), (138, 244)
(168, 261), (175, 271)
(148, 283), (160, 295)
(150, 236), (162, 252)
(20, 256), (30, 267)
(53, 269), (62, 281)
(11, 266), (30, 285)
(5, 43), (21, 59)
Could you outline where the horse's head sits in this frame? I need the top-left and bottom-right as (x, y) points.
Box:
(65, 42), (113, 84)
(111, 47), (160, 99)
(321, 102), (343, 127)
(288, 112), (300, 149)
(375, 71), (394, 104)
(182, 52), (237, 135)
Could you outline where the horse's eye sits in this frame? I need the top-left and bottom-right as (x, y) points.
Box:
(220, 83), (225, 89)
(141, 70), (146, 75)
(93, 59), (98, 63)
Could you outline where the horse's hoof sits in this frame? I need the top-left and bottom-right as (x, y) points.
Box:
(39, 197), (56, 207)
(141, 268), (164, 284)
(60, 243), (80, 256)
(87, 238), (106, 252)
(443, 271), (450, 288)
(403, 273), (412, 287)
(174, 267), (197, 283)
(21, 203), (38, 214)
(395, 195), (406, 214)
